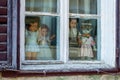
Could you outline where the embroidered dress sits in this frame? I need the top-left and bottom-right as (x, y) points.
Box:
(80, 36), (95, 57)
(37, 36), (53, 60)
(25, 30), (40, 52)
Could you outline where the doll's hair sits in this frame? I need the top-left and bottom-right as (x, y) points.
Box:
(26, 21), (38, 30)
(26, 23), (31, 30)
(41, 24), (49, 32)
(69, 18), (79, 23)
(81, 22), (92, 29)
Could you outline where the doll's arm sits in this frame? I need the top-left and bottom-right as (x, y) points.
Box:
(78, 38), (82, 46)
(25, 29), (28, 36)
(37, 28), (43, 43)
(50, 34), (55, 40)
(93, 46), (97, 51)
(90, 37), (97, 51)
(77, 32), (82, 46)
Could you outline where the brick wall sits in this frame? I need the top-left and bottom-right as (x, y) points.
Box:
(0, 0), (7, 61)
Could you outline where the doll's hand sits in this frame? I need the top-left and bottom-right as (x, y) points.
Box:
(93, 46), (97, 51)
(39, 27), (41, 31)
(50, 35), (55, 40)
(37, 39), (41, 45)
(78, 39), (82, 46)
(38, 27), (42, 35)
(82, 34), (90, 38)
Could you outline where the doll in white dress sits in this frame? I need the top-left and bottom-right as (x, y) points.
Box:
(79, 23), (96, 60)
(37, 24), (55, 60)
(25, 21), (40, 60)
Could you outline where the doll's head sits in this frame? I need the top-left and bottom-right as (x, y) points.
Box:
(27, 21), (38, 32)
(40, 24), (49, 36)
(69, 18), (78, 28)
(81, 23), (92, 34)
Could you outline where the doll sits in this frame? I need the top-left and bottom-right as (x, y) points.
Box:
(69, 18), (81, 46)
(37, 24), (55, 60)
(25, 21), (40, 60)
(79, 23), (96, 60)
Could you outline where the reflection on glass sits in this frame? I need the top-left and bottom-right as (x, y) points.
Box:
(25, 16), (60, 60)
(26, 0), (57, 13)
(69, 0), (97, 14)
(69, 18), (97, 60)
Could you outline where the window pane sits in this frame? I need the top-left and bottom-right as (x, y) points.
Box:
(26, 0), (58, 13)
(69, 18), (98, 60)
(69, 0), (97, 14)
(25, 16), (60, 60)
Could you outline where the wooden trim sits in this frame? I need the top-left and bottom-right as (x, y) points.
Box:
(117, 0), (120, 69)
(17, 0), (20, 70)
(10, 0), (18, 69)
(7, 0), (12, 67)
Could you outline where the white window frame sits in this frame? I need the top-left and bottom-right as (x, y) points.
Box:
(20, 0), (116, 71)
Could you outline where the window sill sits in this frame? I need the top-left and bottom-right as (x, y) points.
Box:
(20, 62), (116, 71)
(1, 68), (119, 77)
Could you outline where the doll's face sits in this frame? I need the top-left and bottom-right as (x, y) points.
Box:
(41, 28), (48, 36)
(29, 22), (38, 32)
(70, 19), (77, 28)
(81, 25), (92, 34)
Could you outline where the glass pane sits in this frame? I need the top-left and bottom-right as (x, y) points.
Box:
(25, 16), (60, 60)
(69, 0), (97, 14)
(26, 0), (58, 13)
(69, 18), (98, 60)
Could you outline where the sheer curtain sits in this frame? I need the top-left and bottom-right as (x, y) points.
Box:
(26, 0), (57, 12)
(69, 0), (97, 14)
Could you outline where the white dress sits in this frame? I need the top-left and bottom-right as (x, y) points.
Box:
(25, 30), (40, 52)
(37, 36), (53, 60)
(80, 36), (95, 57)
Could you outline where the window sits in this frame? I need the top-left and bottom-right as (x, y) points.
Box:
(69, 0), (98, 60)
(20, 0), (117, 71)
(21, 0), (60, 62)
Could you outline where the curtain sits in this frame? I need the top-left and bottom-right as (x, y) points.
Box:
(69, 0), (97, 14)
(26, 0), (57, 12)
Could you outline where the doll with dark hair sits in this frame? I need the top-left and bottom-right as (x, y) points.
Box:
(69, 18), (81, 47)
(25, 21), (40, 60)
